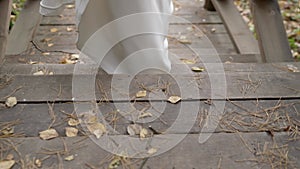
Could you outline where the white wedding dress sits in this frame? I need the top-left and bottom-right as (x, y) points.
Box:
(40, 0), (173, 74)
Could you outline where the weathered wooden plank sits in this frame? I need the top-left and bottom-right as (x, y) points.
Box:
(0, 69), (300, 102)
(0, 100), (299, 136)
(211, 0), (260, 57)
(0, 133), (298, 169)
(1, 62), (299, 76)
(0, 0), (12, 64)
(250, 0), (293, 62)
(33, 24), (237, 54)
(6, 0), (42, 55)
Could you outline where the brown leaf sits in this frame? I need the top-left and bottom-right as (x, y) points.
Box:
(50, 28), (58, 33)
(65, 127), (78, 137)
(39, 129), (59, 140)
(147, 148), (158, 155)
(5, 97), (17, 108)
(191, 67), (205, 72)
(68, 118), (80, 126)
(136, 90), (147, 98)
(140, 128), (149, 138)
(168, 96), (181, 104)
(127, 124), (142, 136)
(0, 160), (15, 169)
(64, 155), (74, 161)
(87, 123), (106, 139)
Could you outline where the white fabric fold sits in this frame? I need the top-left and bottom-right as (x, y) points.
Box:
(39, 0), (174, 74)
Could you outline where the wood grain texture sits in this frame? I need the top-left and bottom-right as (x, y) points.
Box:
(211, 0), (260, 58)
(0, 100), (299, 136)
(0, 133), (298, 169)
(0, 0), (12, 64)
(0, 66), (300, 102)
(6, 0), (42, 55)
(250, 0), (293, 62)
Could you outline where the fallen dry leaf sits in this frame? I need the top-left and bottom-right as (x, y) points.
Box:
(140, 128), (149, 138)
(127, 124), (142, 136)
(0, 160), (15, 169)
(168, 96), (181, 104)
(147, 148), (158, 155)
(65, 127), (78, 137)
(5, 97), (17, 108)
(191, 67), (205, 72)
(64, 155), (74, 161)
(50, 28), (58, 33)
(47, 43), (54, 47)
(1, 127), (14, 135)
(33, 71), (45, 76)
(39, 129), (59, 140)
(87, 123), (106, 139)
(68, 118), (80, 126)
(66, 27), (74, 32)
(136, 90), (147, 98)
(5, 154), (14, 161)
(35, 159), (42, 168)
(178, 36), (192, 44)
(180, 58), (196, 64)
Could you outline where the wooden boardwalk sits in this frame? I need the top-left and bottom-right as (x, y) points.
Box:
(0, 0), (299, 168)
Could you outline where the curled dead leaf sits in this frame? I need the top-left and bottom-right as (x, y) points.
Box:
(35, 159), (42, 168)
(50, 28), (58, 33)
(64, 155), (74, 161)
(191, 67), (205, 72)
(87, 123), (106, 139)
(39, 129), (59, 140)
(65, 127), (78, 137)
(147, 148), (158, 155)
(68, 118), (80, 126)
(168, 96), (181, 104)
(136, 90), (147, 98)
(127, 124), (142, 136)
(0, 160), (15, 169)
(33, 71), (45, 76)
(1, 127), (14, 135)
(5, 97), (17, 108)
(140, 128), (149, 138)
